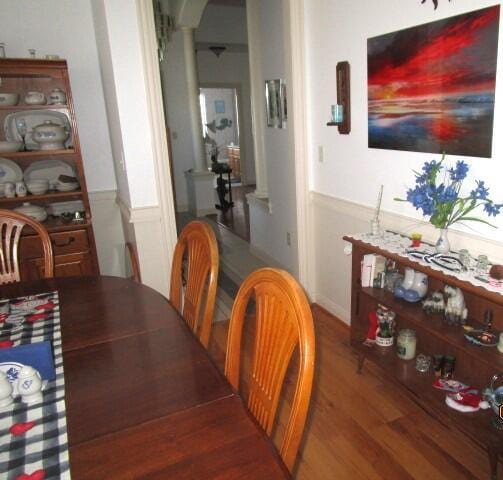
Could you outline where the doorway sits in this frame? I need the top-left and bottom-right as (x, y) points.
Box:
(199, 86), (240, 182)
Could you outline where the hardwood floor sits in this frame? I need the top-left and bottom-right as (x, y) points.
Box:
(208, 305), (497, 479)
(207, 184), (255, 242)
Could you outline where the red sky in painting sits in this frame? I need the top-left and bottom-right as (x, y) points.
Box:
(368, 6), (499, 101)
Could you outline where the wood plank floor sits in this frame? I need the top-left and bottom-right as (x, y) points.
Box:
(208, 305), (498, 479)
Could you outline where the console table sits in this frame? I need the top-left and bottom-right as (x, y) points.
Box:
(344, 233), (503, 479)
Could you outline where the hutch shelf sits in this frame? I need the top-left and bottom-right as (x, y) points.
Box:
(0, 58), (99, 278)
(344, 234), (503, 479)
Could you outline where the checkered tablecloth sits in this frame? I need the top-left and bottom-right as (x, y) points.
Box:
(0, 291), (70, 479)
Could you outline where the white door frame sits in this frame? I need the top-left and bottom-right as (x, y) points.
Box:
(136, 0), (178, 290)
(136, 0), (313, 294)
(288, 0), (313, 292)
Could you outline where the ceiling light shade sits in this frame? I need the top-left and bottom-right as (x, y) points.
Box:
(209, 46), (226, 57)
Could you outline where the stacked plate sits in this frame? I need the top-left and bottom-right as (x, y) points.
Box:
(23, 159), (76, 189)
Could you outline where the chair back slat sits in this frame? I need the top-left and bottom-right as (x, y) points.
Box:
(225, 268), (315, 472)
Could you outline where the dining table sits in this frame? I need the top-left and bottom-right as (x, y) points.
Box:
(0, 275), (290, 479)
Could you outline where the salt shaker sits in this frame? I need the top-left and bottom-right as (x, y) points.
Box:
(15, 181), (27, 197)
(17, 366), (43, 404)
(0, 371), (14, 408)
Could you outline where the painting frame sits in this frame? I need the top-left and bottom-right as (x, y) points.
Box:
(367, 5), (500, 158)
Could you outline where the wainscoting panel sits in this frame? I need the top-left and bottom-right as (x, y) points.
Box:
(310, 191), (503, 325)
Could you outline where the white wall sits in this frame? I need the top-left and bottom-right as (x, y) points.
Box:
(247, 0), (298, 274)
(196, 4), (248, 44)
(160, 29), (195, 210)
(0, 0), (117, 194)
(306, 0), (503, 238)
(91, 0), (159, 209)
(305, 0), (503, 321)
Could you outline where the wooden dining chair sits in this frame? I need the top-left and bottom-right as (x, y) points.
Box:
(224, 267), (315, 472)
(125, 241), (141, 283)
(0, 209), (54, 284)
(169, 220), (219, 348)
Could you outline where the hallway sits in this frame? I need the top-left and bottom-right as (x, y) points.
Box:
(207, 184), (255, 242)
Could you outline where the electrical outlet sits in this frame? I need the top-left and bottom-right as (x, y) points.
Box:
(318, 145), (324, 163)
(286, 232), (291, 246)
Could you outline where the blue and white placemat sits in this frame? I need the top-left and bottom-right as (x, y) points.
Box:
(0, 291), (70, 479)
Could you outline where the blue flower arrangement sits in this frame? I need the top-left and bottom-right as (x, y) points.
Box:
(396, 154), (502, 229)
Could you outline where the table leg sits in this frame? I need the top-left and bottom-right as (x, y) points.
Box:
(488, 447), (499, 480)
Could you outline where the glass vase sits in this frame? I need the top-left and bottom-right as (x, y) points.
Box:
(435, 228), (450, 254)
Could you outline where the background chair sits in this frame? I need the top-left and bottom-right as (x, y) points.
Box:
(169, 220), (219, 348)
(0, 209), (54, 284)
(224, 267), (315, 472)
(125, 241), (141, 283)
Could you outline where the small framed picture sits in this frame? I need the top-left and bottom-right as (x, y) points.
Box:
(265, 79), (287, 128)
(214, 100), (225, 114)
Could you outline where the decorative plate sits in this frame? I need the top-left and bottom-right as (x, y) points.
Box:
(464, 330), (498, 346)
(23, 160), (76, 189)
(4, 109), (73, 151)
(0, 157), (23, 183)
(0, 361), (24, 395)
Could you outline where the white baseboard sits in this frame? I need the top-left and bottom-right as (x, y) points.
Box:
(313, 293), (350, 325)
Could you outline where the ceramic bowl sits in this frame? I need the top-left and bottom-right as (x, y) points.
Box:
(0, 141), (23, 153)
(0, 93), (19, 106)
(13, 202), (47, 222)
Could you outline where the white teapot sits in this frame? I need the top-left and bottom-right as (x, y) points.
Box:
(32, 120), (69, 150)
(48, 88), (67, 105)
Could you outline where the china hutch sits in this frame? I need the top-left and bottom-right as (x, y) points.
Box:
(0, 58), (99, 278)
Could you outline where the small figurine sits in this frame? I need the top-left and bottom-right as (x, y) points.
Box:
(422, 290), (445, 314)
(375, 306), (395, 347)
(364, 310), (378, 346)
(444, 285), (467, 325)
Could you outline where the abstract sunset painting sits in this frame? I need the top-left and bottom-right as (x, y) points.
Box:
(368, 6), (500, 158)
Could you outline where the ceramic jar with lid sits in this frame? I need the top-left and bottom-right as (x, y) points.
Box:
(32, 120), (69, 150)
(48, 88), (67, 105)
(397, 329), (416, 360)
(14, 202), (47, 222)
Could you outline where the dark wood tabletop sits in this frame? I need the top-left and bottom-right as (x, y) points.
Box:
(1, 276), (290, 479)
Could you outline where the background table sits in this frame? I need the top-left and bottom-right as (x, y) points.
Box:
(1, 276), (290, 479)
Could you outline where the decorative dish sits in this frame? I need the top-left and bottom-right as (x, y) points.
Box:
(4, 110), (72, 151)
(23, 159), (76, 189)
(0, 157), (23, 183)
(464, 329), (498, 346)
